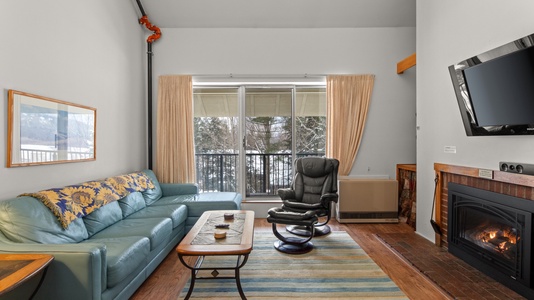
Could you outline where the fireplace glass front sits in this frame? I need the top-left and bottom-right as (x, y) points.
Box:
(448, 183), (533, 298)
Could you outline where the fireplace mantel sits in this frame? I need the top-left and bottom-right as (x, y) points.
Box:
(434, 163), (534, 187)
(433, 163), (534, 247)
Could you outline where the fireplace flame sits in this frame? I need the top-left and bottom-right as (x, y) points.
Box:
(477, 228), (517, 254)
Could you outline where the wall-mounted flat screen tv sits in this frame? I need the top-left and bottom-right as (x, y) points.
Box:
(449, 33), (534, 136)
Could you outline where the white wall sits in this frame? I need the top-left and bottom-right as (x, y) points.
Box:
(153, 27), (416, 181)
(416, 1), (534, 240)
(0, 1), (146, 200)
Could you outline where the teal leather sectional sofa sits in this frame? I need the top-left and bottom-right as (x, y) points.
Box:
(0, 169), (241, 300)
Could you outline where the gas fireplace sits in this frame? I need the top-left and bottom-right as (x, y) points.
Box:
(448, 183), (534, 299)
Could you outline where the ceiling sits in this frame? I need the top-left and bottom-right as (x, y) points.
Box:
(138, 0), (416, 28)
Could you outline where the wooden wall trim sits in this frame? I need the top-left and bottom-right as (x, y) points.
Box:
(396, 53), (416, 74)
(434, 163), (479, 178)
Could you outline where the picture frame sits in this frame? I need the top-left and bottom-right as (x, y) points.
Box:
(7, 90), (96, 167)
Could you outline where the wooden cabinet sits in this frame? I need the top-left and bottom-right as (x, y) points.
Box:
(396, 164), (416, 230)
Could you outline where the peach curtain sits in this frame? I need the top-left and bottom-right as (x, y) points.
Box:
(155, 75), (196, 183)
(326, 74), (375, 176)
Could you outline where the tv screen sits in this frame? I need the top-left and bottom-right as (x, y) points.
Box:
(449, 33), (534, 136)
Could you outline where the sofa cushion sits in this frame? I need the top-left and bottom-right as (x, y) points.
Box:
(118, 192), (147, 218)
(0, 196), (88, 243)
(84, 201), (123, 237)
(126, 204), (187, 229)
(82, 236), (150, 288)
(90, 217), (172, 250)
(141, 169), (162, 205)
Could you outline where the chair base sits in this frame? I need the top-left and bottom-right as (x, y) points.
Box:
(286, 224), (331, 237)
(273, 239), (314, 254)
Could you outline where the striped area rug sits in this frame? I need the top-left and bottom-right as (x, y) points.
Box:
(179, 231), (407, 299)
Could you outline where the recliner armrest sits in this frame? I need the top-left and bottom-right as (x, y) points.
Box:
(320, 193), (339, 204)
(277, 188), (295, 200)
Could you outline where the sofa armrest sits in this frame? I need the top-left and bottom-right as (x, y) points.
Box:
(160, 183), (199, 196)
(0, 242), (106, 299)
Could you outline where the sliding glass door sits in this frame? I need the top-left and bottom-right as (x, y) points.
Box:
(244, 87), (293, 197)
(193, 87), (240, 193)
(193, 84), (326, 199)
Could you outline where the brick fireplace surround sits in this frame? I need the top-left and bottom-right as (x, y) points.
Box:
(378, 163), (534, 298)
(434, 162), (534, 248)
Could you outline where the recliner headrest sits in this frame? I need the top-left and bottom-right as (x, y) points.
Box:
(296, 157), (339, 178)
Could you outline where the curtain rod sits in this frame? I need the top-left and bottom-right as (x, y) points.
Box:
(192, 74), (328, 85)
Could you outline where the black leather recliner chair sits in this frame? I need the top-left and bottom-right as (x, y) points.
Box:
(267, 156), (340, 254)
(280, 156), (340, 236)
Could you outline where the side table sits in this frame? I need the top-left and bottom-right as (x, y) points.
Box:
(0, 254), (54, 299)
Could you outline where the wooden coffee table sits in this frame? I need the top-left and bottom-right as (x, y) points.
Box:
(176, 210), (255, 300)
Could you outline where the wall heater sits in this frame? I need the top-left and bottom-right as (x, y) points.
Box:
(336, 178), (399, 223)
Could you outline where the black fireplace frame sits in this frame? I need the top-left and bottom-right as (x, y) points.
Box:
(448, 182), (534, 299)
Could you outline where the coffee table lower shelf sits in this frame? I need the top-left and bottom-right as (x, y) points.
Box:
(178, 253), (250, 300)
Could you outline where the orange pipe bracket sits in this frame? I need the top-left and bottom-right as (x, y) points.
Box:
(139, 15), (161, 43)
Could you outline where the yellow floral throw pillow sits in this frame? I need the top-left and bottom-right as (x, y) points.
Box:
(20, 172), (155, 229)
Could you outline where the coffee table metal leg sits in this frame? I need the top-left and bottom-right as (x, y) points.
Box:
(29, 265), (50, 300)
(234, 254), (249, 300)
(183, 268), (196, 300)
(235, 268), (246, 299)
(179, 255), (205, 300)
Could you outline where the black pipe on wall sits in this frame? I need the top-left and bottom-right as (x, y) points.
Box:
(147, 42), (153, 170)
(135, 0), (146, 16)
(134, 0), (160, 170)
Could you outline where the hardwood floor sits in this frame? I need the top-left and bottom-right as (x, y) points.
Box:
(130, 219), (451, 300)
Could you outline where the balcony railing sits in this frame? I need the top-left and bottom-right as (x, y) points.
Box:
(196, 154), (239, 193)
(195, 153), (324, 196)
